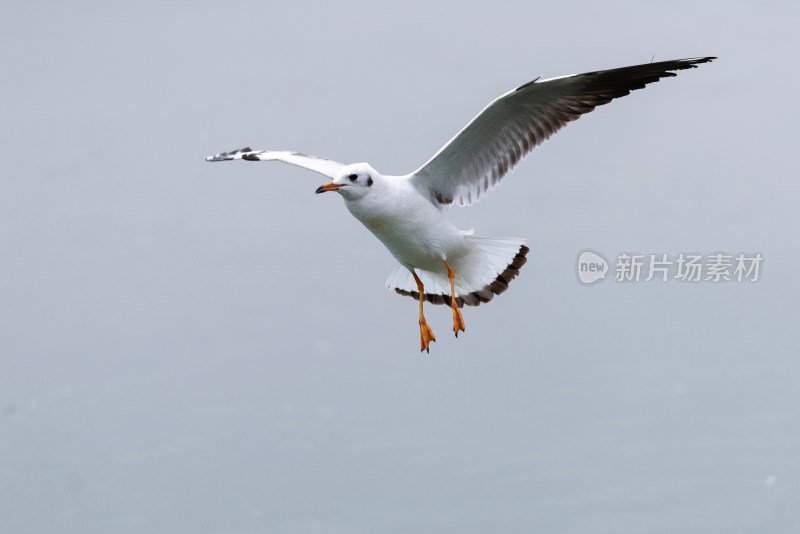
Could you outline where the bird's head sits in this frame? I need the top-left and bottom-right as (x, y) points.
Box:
(315, 163), (379, 201)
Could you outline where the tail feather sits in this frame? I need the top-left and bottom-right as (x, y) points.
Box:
(386, 237), (530, 307)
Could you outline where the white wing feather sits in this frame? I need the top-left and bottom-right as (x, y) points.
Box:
(410, 57), (715, 210)
(206, 147), (345, 179)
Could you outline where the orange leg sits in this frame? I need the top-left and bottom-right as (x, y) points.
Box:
(444, 260), (466, 336)
(411, 270), (436, 353)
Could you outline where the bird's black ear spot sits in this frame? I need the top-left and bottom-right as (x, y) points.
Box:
(367, 176), (373, 186)
(349, 173), (358, 181)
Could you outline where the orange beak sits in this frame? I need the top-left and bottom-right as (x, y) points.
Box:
(315, 182), (344, 194)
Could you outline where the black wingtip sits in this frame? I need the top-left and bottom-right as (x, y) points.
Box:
(206, 146), (255, 162)
(515, 76), (541, 92)
(682, 56), (717, 66)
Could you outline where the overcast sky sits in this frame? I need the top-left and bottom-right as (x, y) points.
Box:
(2, 1), (799, 533)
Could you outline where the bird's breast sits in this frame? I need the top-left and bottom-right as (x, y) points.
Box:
(344, 191), (467, 269)
(346, 196), (406, 241)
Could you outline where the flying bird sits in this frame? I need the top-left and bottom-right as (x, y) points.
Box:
(207, 57), (715, 352)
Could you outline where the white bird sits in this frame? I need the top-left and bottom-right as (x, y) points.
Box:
(207, 57), (715, 352)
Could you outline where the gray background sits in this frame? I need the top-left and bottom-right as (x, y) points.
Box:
(2, 1), (798, 533)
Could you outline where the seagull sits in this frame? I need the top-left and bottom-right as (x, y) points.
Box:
(207, 56), (715, 352)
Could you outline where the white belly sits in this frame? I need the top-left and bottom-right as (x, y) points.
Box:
(344, 186), (469, 272)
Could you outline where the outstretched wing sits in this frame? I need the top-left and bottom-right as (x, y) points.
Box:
(206, 147), (346, 179)
(410, 57), (716, 210)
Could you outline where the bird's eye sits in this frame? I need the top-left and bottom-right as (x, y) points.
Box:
(349, 173), (358, 181)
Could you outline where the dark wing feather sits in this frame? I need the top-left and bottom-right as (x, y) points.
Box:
(410, 57), (716, 210)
